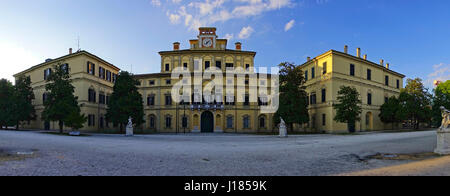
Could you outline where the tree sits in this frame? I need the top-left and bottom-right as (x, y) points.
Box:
(106, 71), (144, 132)
(379, 96), (402, 129)
(41, 64), (86, 133)
(0, 79), (15, 129)
(13, 76), (36, 130)
(432, 80), (450, 127)
(399, 78), (432, 129)
(273, 62), (309, 132)
(333, 86), (362, 133)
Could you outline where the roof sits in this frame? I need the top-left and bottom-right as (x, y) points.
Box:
(13, 50), (121, 77)
(158, 49), (257, 56)
(300, 49), (406, 78)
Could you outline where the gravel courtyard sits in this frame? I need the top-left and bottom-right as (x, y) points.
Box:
(0, 130), (440, 176)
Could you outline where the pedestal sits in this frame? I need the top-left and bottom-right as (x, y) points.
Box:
(126, 127), (134, 137)
(192, 126), (200, 133)
(279, 127), (287, 138)
(435, 129), (450, 155)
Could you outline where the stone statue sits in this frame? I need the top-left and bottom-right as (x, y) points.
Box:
(279, 118), (287, 138)
(435, 107), (450, 155)
(126, 116), (134, 136)
(440, 106), (450, 130)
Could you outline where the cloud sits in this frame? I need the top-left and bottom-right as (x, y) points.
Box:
(158, 0), (295, 31)
(0, 41), (41, 83)
(151, 0), (161, 6)
(427, 63), (450, 88)
(224, 33), (234, 40)
(238, 26), (254, 39)
(284, 19), (295, 31)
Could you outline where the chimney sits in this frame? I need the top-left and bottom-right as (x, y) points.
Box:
(386, 63), (390, 69)
(363, 54), (367, 60)
(235, 42), (242, 50)
(344, 45), (348, 54)
(307, 57), (311, 61)
(173, 42), (180, 51)
(357, 48), (361, 58)
(69, 48), (73, 54)
(380, 59), (384, 66)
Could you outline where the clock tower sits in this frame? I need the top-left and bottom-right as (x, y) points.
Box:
(198, 27), (217, 49)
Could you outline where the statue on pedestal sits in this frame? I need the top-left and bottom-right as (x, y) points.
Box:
(439, 106), (450, 131)
(126, 116), (134, 136)
(279, 118), (287, 138)
(435, 107), (450, 155)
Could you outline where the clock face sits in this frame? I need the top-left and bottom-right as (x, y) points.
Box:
(203, 38), (213, 47)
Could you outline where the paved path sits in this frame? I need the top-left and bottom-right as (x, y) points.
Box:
(0, 130), (441, 176)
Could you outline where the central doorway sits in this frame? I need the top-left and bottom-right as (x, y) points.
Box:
(201, 111), (214, 133)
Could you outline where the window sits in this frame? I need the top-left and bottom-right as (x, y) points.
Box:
(385, 97), (389, 103)
(245, 64), (250, 70)
(243, 116), (250, 129)
(60, 63), (69, 74)
(225, 96), (235, 105)
(165, 64), (170, 71)
(44, 68), (52, 80)
(323, 62), (327, 74)
(88, 115), (96, 127)
(322, 114), (326, 126)
(350, 64), (355, 76)
(165, 95), (172, 106)
(149, 116), (155, 128)
(137, 81), (141, 86)
(322, 89), (326, 103)
(216, 61), (222, 69)
(99, 67), (105, 79)
(244, 95), (250, 106)
(99, 94), (106, 104)
(311, 67), (315, 79)
(106, 70), (111, 81)
(147, 95), (155, 106)
(258, 97), (268, 106)
(112, 74), (117, 83)
(245, 80), (249, 85)
(226, 116), (233, 129)
(226, 63), (234, 69)
(205, 61), (210, 70)
(106, 95), (110, 105)
(397, 80), (400, 89)
(99, 117), (104, 128)
(368, 93), (372, 105)
(166, 79), (171, 85)
(182, 116), (188, 128)
(88, 89), (96, 103)
(385, 76), (389, 86)
(367, 69), (372, 80)
(87, 62), (95, 75)
(310, 93), (317, 105)
(259, 117), (265, 128)
(305, 70), (308, 81)
(165, 116), (172, 128)
(149, 80), (155, 85)
(42, 93), (48, 104)
(183, 63), (188, 70)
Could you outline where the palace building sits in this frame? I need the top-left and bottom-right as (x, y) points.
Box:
(14, 27), (405, 133)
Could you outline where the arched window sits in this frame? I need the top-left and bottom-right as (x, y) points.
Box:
(149, 115), (156, 129)
(226, 115), (233, 129)
(243, 115), (250, 129)
(165, 115), (172, 128)
(88, 88), (96, 103)
(182, 116), (188, 128)
(259, 116), (266, 128)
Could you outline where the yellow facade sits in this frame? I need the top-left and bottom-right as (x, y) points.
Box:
(300, 47), (405, 133)
(14, 51), (120, 132)
(13, 28), (405, 134)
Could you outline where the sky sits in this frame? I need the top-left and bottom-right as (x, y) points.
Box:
(0, 0), (449, 90)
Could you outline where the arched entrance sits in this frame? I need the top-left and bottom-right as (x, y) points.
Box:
(201, 111), (214, 133)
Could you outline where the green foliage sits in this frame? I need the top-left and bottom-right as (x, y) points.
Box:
(379, 96), (402, 129)
(432, 80), (450, 127)
(398, 78), (432, 129)
(106, 71), (144, 131)
(13, 76), (36, 129)
(41, 64), (85, 133)
(333, 86), (362, 132)
(64, 110), (87, 131)
(273, 62), (309, 131)
(0, 79), (15, 128)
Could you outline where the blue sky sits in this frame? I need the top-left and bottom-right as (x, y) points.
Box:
(1, 0), (449, 89)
